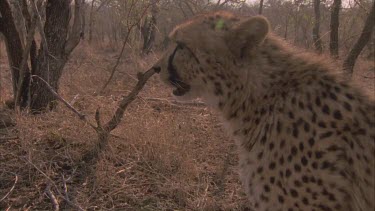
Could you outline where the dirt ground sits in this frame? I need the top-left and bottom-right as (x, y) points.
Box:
(0, 44), (374, 210)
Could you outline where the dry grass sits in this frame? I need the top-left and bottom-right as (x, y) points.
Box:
(0, 44), (249, 210)
(0, 43), (373, 210)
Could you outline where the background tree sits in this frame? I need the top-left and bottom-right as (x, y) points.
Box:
(330, 0), (341, 58)
(259, 0), (264, 14)
(0, 0), (85, 111)
(313, 0), (323, 53)
(343, 1), (375, 75)
(0, 0), (30, 107)
(141, 0), (159, 55)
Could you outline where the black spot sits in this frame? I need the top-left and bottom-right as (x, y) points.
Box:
(291, 97), (297, 105)
(318, 121), (327, 128)
(329, 92), (337, 101)
(294, 164), (301, 172)
(302, 197), (309, 205)
(260, 193), (269, 202)
(280, 139), (286, 148)
(278, 195), (285, 203)
(264, 184), (270, 192)
(322, 105), (330, 114)
(315, 97), (322, 106)
(343, 102), (352, 111)
(308, 138), (315, 147)
(321, 161), (332, 169)
(304, 122), (310, 132)
(299, 142), (304, 152)
(257, 151), (264, 160)
(269, 162), (276, 170)
(270, 177), (275, 184)
(302, 175), (309, 183)
(298, 101), (305, 109)
(277, 121), (282, 133)
(345, 93), (354, 100)
(269, 143), (275, 151)
(319, 131), (333, 139)
(257, 166), (263, 173)
(285, 169), (292, 177)
(333, 110), (343, 120)
(292, 128), (299, 138)
(290, 189), (298, 197)
(334, 86), (341, 93)
(291, 146), (298, 156)
(294, 180), (302, 187)
(315, 151), (324, 159)
(301, 156), (308, 166)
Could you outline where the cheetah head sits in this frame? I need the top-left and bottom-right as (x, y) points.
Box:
(152, 12), (269, 103)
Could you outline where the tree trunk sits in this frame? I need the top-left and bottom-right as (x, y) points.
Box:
(0, 0), (30, 107)
(343, 2), (375, 75)
(141, 0), (158, 55)
(88, 0), (95, 43)
(313, 0), (323, 53)
(0, 0), (83, 112)
(30, 0), (84, 112)
(329, 0), (341, 58)
(259, 0), (264, 15)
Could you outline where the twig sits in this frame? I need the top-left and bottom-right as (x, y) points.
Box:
(83, 68), (157, 163)
(0, 172), (18, 202)
(102, 68), (157, 132)
(99, 0), (157, 93)
(24, 158), (85, 211)
(31, 75), (97, 130)
(145, 97), (206, 107)
(60, 174), (84, 211)
(31, 76), (82, 118)
(0, 136), (19, 141)
(45, 184), (60, 211)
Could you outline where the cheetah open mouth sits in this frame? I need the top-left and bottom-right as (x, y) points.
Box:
(170, 79), (191, 96)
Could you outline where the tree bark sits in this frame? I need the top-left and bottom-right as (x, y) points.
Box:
(313, 0), (323, 53)
(343, 2), (375, 75)
(30, 0), (84, 111)
(141, 0), (158, 55)
(259, 0), (264, 15)
(0, 0), (30, 107)
(88, 0), (95, 43)
(330, 0), (341, 58)
(20, 0), (37, 72)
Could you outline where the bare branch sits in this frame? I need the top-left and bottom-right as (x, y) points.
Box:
(45, 184), (60, 211)
(0, 136), (19, 141)
(96, 0), (113, 12)
(0, 172), (18, 202)
(99, 1), (156, 93)
(103, 68), (157, 132)
(31, 75), (91, 124)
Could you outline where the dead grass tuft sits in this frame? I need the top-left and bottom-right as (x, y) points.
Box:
(0, 43), (373, 210)
(0, 44), (249, 210)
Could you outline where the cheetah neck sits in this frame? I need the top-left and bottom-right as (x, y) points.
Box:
(215, 35), (332, 149)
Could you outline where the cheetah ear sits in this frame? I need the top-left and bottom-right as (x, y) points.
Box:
(225, 16), (270, 58)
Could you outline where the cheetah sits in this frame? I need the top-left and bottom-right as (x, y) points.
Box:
(152, 11), (375, 211)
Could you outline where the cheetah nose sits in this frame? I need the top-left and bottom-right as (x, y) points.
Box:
(153, 66), (161, 73)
